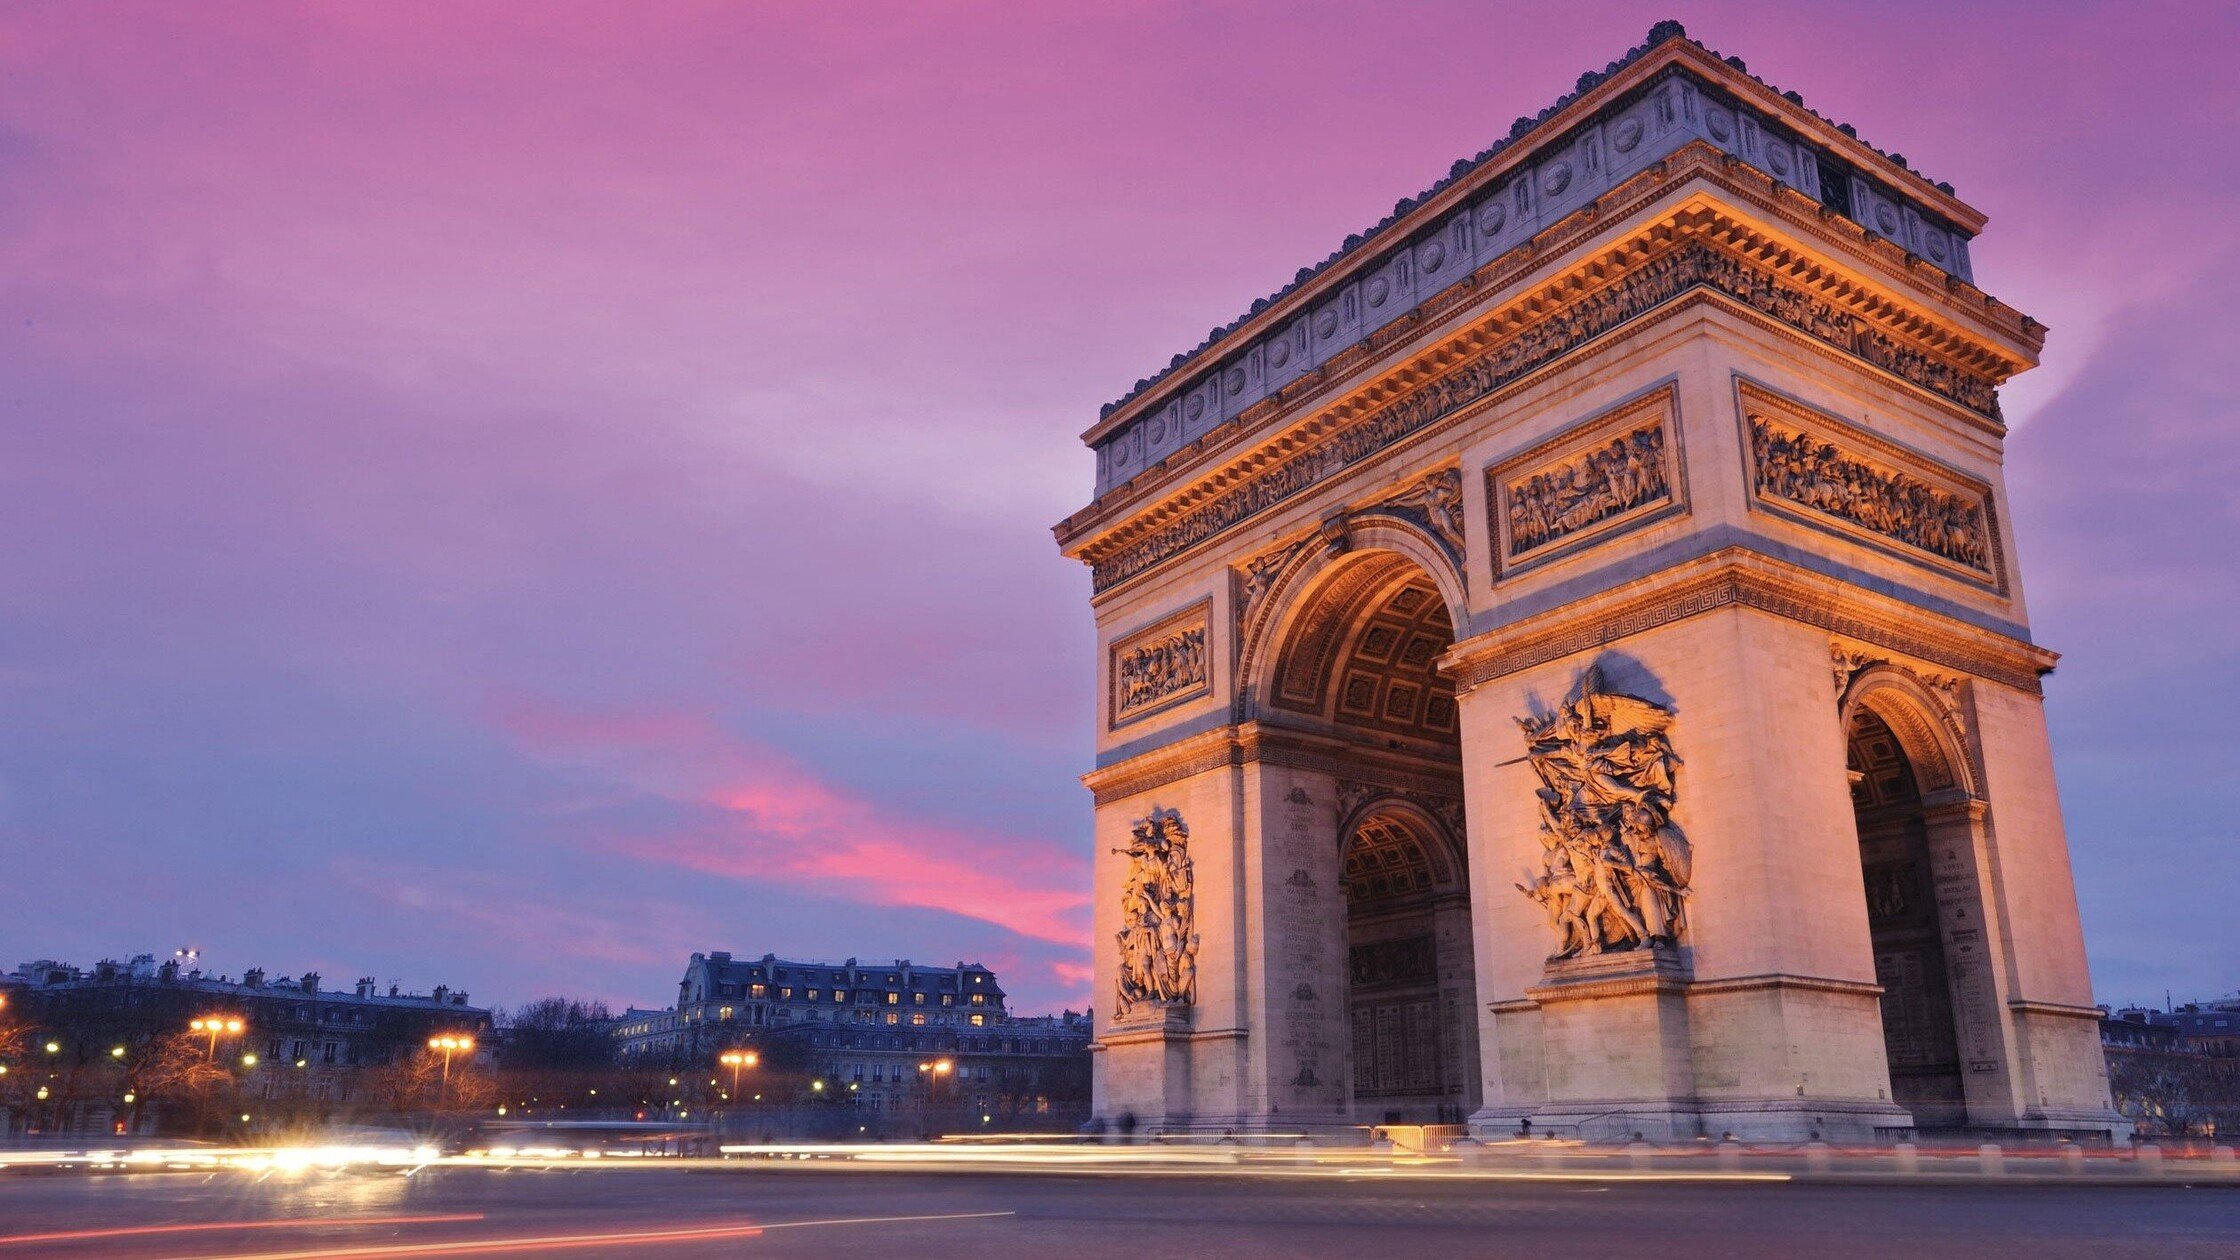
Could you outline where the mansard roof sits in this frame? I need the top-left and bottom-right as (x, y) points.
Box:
(1090, 20), (1977, 432)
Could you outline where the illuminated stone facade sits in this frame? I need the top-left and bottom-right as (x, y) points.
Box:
(1055, 24), (2123, 1141)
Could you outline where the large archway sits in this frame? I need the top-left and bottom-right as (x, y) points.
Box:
(1845, 701), (1967, 1128)
(1260, 548), (1481, 1124)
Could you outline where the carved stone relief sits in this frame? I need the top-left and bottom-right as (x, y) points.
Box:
(1369, 468), (1467, 558)
(1113, 805), (1199, 1014)
(1088, 237), (1995, 592)
(1489, 387), (1682, 573)
(1748, 398), (1996, 581)
(1515, 667), (1690, 959)
(1110, 604), (1211, 726)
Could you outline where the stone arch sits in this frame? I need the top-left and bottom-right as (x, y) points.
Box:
(1334, 792), (1467, 893)
(1240, 547), (1464, 746)
(1233, 523), (1466, 723)
(1839, 665), (1977, 800)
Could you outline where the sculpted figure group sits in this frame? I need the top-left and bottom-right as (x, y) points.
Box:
(1516, 668), (1693, 958)
(1751, 418), (1990, 571)
(1115, 626), (1207, 718)
(1113, 806), (1200, 1012)
(1506, 425), (1670, 556)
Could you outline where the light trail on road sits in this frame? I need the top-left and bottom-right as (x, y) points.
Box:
(0, 1214), (485, 1248)
(186, 1211), (1017, 1260)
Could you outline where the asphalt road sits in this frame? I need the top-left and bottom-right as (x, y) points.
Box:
(0, 1166), (2233, 1258)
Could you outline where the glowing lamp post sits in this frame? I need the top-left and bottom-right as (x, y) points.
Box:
(428, 1034), (475, 1107)
(189, 1017), (244, 1061)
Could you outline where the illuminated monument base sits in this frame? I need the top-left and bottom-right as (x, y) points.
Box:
(1057, 26), (2124, 1142)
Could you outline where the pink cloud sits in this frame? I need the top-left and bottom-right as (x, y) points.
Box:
(488, 697), (1091, 949)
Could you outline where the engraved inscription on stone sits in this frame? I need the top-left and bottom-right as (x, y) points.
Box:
(1747, 405), (1994, 578)
(1109, 605), (1210, 725)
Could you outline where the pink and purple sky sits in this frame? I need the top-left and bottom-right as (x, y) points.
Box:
(2, 2), (2234, 1015)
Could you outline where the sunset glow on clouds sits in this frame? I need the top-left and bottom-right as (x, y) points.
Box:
(0, 2), (2235, 1013)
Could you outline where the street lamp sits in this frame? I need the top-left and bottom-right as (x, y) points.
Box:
(189, 1017), (243, 1060)
(717, 1050), (758, 1129)
(428, 1034), (474, 1106)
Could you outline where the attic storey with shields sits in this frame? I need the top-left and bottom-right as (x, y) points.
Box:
(1055, 23), (2123, 1141)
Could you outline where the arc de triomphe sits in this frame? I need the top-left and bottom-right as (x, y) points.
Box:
(1054, 23), (2122, 1142)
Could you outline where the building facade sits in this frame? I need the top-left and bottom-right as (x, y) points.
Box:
(0, 954), (490, 1137)
(1055, 23), (2122, 1141)
(611, 951), (1089, 1131)
(615, 952), (1010, 1067)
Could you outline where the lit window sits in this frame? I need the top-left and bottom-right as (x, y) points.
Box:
(750, 984), (766, 999)
(914, 992), (926, 1006)
(970, 1014), (985, 1027)
(719, 1006), (734, 1021)
(780, 987), (793, 999)
(911, 1014), (926, 1026)
(886, 992), (900, 1006)
(808, 989), (819, 1001)
(940, 994), (953, 1007)
(970, 993), (985, 1006)
(834, 991), (847, 1004)
(885, 1013), (898, 1025)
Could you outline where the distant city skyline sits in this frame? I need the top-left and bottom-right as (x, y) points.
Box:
(1, 2), (2235, 1014)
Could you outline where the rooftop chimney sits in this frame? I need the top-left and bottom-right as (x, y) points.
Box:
(244, 968), (266, 988)
(300, 972), (320, 994)
(356, 977), (375, 998)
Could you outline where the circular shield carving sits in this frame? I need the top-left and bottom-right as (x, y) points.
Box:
(1611, 117), (1644, 152)
(1478, 200), (1507, 235)
(1225, 367), (1247, 395)
(1314, 310), (1339, 339)
(1419, 240), (1447, 272)
(1366, 277), (1389, 307)
(1268, 339), (1292, 368)
(1542, 162), (1573, 196)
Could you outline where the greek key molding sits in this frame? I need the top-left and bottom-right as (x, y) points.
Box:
(1445, 550), (2049, 694)
(1085, 722), (1462, 808)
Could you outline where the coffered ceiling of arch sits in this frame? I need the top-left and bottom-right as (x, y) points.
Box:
(1847, 707), (1920, 811)
(1273, 563), (1458, 743)
(1343, 813), (1455, 905)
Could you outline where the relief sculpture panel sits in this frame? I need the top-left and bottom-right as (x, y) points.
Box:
(1109, 602), (1211, 727)
(1741, 382), (2000, 586)
(1489, 386), (1683, 575)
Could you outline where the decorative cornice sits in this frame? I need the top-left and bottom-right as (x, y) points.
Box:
(1059, 139), (2033, 564)
(1088, 21), (1990, 444)
(1071, 208), (2015, 597)
(1085, 721), (1461, 808)
(1443, 548), (2053, 694)
(2005, 999), (2106, 1022)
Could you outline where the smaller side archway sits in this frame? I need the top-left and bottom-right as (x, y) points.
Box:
(1336, 797), (1481, 1125)
(1839, 669), (1992, 1129)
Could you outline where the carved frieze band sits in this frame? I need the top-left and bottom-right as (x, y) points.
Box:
(1109, 601), (1211, 728)
(1445, 557), (2046, 694)
(1490, 385), (1684, 575)
(1741, 382), (2002, 589)
(1087, 238), (2000, 594)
